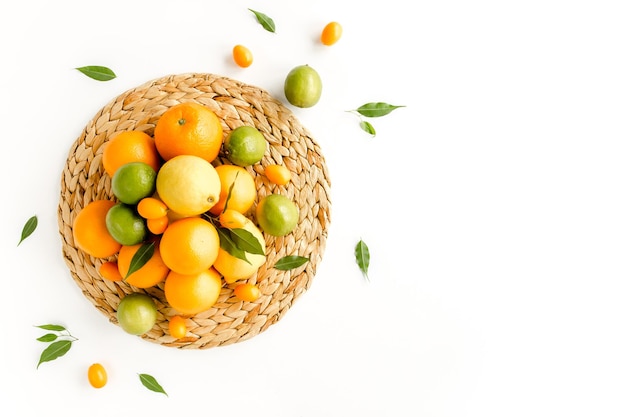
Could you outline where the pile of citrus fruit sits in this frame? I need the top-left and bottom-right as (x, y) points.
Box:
(71, 101), (300, 338)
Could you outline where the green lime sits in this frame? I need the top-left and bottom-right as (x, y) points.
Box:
(284, 65), (322, 108)
(224, 126), (267, 166)
(255, 194), (299, 237)
(105, 203), (147, 245)
(111, 162), (157, 205)
(116, 292), (157, 336)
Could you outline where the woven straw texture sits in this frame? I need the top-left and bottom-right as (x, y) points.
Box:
(57, 73), (331, 349)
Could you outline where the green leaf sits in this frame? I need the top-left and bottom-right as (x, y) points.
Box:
(139, 373), (168, 396)
(125, 242), (155, 280)
(222, 171), (239, 212)
(355, 239), (370, 281)
(18, 215), (37, 246)
(229, 228), (265, 256)
(356, 102), (405, 118)
(37, 333), (58, 343)
(37, 340), (72, 369)
(75, 65), (117, 81)
(217, 227), (250, 264)
(248, 8), (276, 33)
(35, 324), (66, 332)
(359, 120), (376, 136)
(274, 255), (309, 271)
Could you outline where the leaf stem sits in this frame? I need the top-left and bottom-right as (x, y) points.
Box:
(58, 330), (78, 341)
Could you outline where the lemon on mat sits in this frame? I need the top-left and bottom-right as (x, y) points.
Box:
(208, 164), (257, 216)
(156, 154), (221, 217)
(102, 130), (161, 178)
(213, 219), (266, 284)
(219, 208), (248, 229)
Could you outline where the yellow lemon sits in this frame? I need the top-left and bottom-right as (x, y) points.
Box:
(208, 164), (257, 216)
(213, 219), (266, 284)
(156, 155), (221, 217)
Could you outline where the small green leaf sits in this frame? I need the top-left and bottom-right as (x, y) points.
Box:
(274, 255), (309, 271)
(217, 227), (250, 264)
(222, 171), (239, 212)
(35, 324), (66, 332)
(37, 333), (58, 342)
(248, 8), (276, 33)
(359, 120), (376, 136)
(355, 239), (370, 281)
(229, 228), (265, 256)
(37, 340), (72, 369)
(356, 102), (405, 118)
(125, 242), (155, 280)
(18, 215), (37, 246)
(75, 65), (117, 81)
(139, 373), (168, 396)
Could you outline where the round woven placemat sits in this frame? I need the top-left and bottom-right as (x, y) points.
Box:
(57, 73), (331, 349)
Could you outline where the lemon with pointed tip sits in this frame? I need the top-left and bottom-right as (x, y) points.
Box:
(213, 219), (266, 284)
(156, 155), (221, 217)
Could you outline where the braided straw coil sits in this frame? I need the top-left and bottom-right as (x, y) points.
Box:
(57, 73), (331, 349)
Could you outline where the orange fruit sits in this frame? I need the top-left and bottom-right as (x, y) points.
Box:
(168, 315), (188, 339)
(72, 200), (122, 258)
(232, 44), (253, 68)
(219, 209), (248, 229)
(102, 130), (161, 177)
(147, 216), (169, 235)
(137, 197), (168, 219)
(264, 164), (291, 185)
(87, 363), (107, 389)
(233, 283), (261, 302)
(99, 261), (123, 281)
(117, 243), (170, 288)
(159, 217), (220, 275)
(164, 267), (223, 315)
(321, 21), (342, 46)
(153, 102), (223, 162)
(208, 164), (257, 216)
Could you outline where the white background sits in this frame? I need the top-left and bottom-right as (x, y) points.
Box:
(1, 0), (626, 415)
